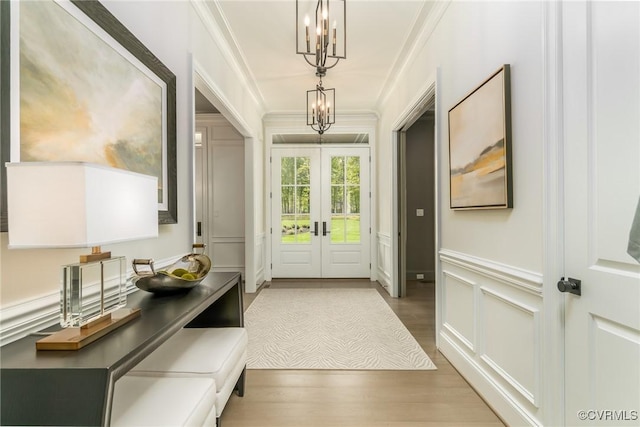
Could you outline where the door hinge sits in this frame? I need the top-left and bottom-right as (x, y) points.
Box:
(270, 227), (273, 234)
(270, 192), (272, 199)
(271, 263), (273, 269)
(369, 263), (371, 270)
(270, 156), (272, 163)
(369, 227), (371, 234)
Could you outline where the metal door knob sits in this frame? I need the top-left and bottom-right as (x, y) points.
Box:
(557, 277), (581, 296)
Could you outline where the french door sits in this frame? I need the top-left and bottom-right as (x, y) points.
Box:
(271, 146), (370, 278)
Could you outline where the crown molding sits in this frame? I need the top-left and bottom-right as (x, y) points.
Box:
(190, 0), (266, 114)
(263, 112), (378, 126)
(376, 0), (451, 111)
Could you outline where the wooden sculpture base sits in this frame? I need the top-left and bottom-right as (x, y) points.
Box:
(36, 308), (141, 351)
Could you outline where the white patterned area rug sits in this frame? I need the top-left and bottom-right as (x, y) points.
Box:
(245, 288), (436, 370)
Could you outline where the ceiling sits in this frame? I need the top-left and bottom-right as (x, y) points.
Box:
(207, 1), (435, 117)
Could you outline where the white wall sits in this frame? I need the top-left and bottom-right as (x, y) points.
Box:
(0, 0), (263, 338)
(379, 1), (543, 271)
(377, 2), (550, 425)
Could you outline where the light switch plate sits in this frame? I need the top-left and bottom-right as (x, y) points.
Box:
(416, 209), (424, 217)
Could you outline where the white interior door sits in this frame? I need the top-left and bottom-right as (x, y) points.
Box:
(563, 2), (640, 424)
(271, 146), (370, 278)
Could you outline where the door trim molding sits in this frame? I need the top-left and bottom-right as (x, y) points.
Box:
(264, 115), (377, 281)
(391, 74), (438, 301)
(193, 60), (260, 293)
(541, 1), (565, 425)
(269, 146), (372, 278)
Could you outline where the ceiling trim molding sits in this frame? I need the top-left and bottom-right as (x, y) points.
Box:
(375, 0), (451, 111)
(263, 108), (380, 118)
(263, 112), (378, 126)
(190, 0), (266, 114)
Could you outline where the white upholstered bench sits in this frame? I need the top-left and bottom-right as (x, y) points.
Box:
(123, 327), (248, 426)
(111, 375), (217, 426)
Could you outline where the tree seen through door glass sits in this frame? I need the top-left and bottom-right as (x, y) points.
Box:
(331, 156), (360, 243)
(281, 157), (312, 243)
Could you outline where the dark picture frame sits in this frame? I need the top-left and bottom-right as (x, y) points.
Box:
(0, 0), (177, 232)
(448, 64), (512, 210)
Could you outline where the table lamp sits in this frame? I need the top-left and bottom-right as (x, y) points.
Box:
(6, 162), (158, 350)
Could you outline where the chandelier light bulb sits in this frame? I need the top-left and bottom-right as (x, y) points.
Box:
(304, 15), (311, 52)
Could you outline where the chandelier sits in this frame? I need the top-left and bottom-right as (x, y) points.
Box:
(296, 0), (346, 77)
(306, 78), (335, 135)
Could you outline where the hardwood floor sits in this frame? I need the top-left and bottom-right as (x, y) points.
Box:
(222, 279), (504, 427)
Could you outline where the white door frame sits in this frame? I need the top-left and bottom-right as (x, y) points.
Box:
(193, 58), (261, 292)
(391, 73), (440, 318)
(540, 2), (565, 424)
(263, 114), (378, 282)
(270, 146), (371, 278)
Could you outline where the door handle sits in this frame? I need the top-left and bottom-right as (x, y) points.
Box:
(322, 221), (330, 236)
(557, 277), (581, 296)
(313, 221), (319, 236)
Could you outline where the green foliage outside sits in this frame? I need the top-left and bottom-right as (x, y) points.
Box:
(281, 216), (360, 243)
(280, 155), (361, 244)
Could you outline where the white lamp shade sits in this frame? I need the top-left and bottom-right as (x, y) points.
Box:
(6, 162), (159, 248)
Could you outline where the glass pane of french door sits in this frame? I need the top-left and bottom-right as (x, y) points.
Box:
(330, 155), (361, 244)
(280, 156), (311, 244)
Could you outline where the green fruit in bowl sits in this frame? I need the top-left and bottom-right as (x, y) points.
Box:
(171, 268), (189, 277)
(181, 273), (196, 280)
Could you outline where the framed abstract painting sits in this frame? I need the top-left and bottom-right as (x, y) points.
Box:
(448, 64), (513, 210)
(1, 0), (177, 231)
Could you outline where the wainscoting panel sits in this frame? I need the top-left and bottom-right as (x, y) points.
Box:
(480, 287), (540, 407)
(438, 249), (543, 426)
(255, 232), (266, 286)
(376, 232), (392, 291)
(442, 270), (476, 352)
(211, 238), (245, 275)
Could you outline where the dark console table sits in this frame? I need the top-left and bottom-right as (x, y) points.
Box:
(0, 272), (243, 426)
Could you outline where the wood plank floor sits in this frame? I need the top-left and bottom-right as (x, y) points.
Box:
(222, 279), (504, 427)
